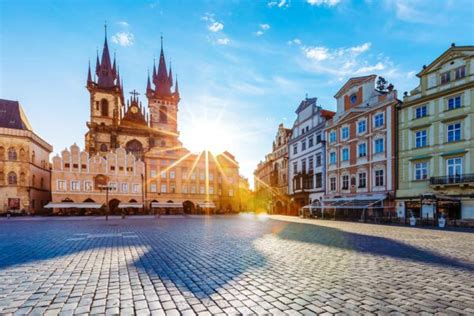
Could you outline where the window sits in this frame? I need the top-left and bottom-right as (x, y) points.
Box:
(8, 148), (17, 161)
(191, 172), (196, 180)
(316, 134), (322, 144)
(170, 184), (176, 193)
(199, 171), (205, 181)
(8, 172), (17, 185)
(161, 184), (167, 193)
(200, 186), (205, 194)
(293, 162), (298, 174)
(132, 184), (140, 193)
(308, 137), (314, 148)
(447, 123), (461, 142)
(447, 157), (462, 177)
(229, 189), (234, 197)
(375, 170), (384, 186)
(448, 96), (461, 110)
(330, 152), (336, 165)
(109, 183), (117, 191)
(161, 171), (167, 179)
(293, 144), (297, 155)
(455, 66), (466, 80)
(330, 177), (336, 191)
(100, 144), (108, 152)
(415, 105), (427, 119)
(209, 173), (214, 181)
(301, 140), (306, 151)
(441, 71), (451, 84)
(121, 183), (129, 192)
(209, 186), (214, 194)
(350, 94), (358, 104)
(415, 130), (427, 148)
(358, 173), (366, 188)
(71, 181), (80, 191)
(342, 175), (349, 190)
(358, 143), (367, 157)
(329, 131), (336, 143)
(182, 186), (188, 193)
(315, 153), (322, 167)
(191, 186), (196, 194)
(181, 168), (188, 179)
(150, 183), (157, 192)
(100, 99), (109, 116)
(84, 181), (92, 191)
(170, 171), (175, 179)
(358, 120), (366, 134)
(375, 139), (384, 154)
(315, 173), (322, 188)
(150, 170), (157, 178)
(301, 160), (306, 173)
(308, 157), (314, 171)
(57, 180), (66, 191)
(341, 127), (349, 140)
(415, 162), (428, 180)
(342, 148), (349, 161)
(374, 113), (384, 128)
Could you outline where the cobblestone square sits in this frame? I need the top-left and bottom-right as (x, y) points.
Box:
(1, 215), (473, 315)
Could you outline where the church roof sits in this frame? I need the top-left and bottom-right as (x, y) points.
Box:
(0, 99), (32, 130)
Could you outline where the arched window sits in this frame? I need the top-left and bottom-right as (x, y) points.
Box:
(0, 147), (5, 160)
(126, 140), (143, 160)
(8, 148), (17, 161)
(32, 174), (36, 187)
(0, 171), (4, 185)
(40, 177), (44, 189)
(159, 106), (168, 123)
(19, 172), (26, 186)
(100, 99), (109, 117)
(100, 144), (108, 152)
(8, 172), (17, 185)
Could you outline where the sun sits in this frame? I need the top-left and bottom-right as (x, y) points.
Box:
(181, 113), (233, 154)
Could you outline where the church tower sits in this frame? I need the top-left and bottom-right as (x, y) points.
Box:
(146, 37), (180, 137)
(85, 25), (124, 155)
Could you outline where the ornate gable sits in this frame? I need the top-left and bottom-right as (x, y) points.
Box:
(417, 45), (474, 77)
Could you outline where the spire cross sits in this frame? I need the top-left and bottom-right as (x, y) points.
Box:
(129, 90), (140, 98)
(104, 21), (107, 37)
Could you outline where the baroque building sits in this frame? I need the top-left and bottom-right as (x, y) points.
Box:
(324, 75), (399, 220)
(77, 29), (241, 214)
(288, 97), (335, 214)
(0, 99), (52, 214)
(396, 44), (474, 221)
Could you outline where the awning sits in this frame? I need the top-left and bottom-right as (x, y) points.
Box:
(198, 202), (216, 208)
(151, 202), (183, 208)
(44, 202), (103, 209)
(118, 202), (143, 209)
(307, 195), (387, 209)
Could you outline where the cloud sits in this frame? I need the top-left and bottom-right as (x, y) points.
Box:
(287, 38), (302, 45)
(255, 24), (271, 36)
(117, 21), (129, 27)
(217, 38), (230, 45)
(300, 42), (403, 80)
(209, 22), (224, 32)
(111, 32), (134, 46)
(307, 0), (341, 6)
(268, 0), (290, 8)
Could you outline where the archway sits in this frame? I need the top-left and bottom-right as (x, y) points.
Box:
(183, 200), (195, 214)
(126, 140), (144, 160)
(275, 200), (284, 214)
(108, 199), (121, 215)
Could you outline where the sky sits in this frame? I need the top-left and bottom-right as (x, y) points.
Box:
(1, 0), (473, 187)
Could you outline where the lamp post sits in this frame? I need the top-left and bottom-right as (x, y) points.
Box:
(98, 184), (114, 221)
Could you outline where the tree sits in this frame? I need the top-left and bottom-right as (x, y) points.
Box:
(376, 76), (388, 92)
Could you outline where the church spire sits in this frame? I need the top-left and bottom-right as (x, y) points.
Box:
(168, 61), (173, 88)
(174, 75), (179, 96)
(154, 35), (172, 96)
(146, 69), (153, 94)
(87, 60), (93, 85)
(96, 23), (117, 88)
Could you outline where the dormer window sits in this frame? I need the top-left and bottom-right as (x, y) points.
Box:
(440, 71), (451, 84)
(350, 94), (357, 105)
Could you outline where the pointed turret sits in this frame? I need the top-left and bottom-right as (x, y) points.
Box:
(154, 36), (172, 96)
(95, 50), (100, 74)
(168, 62), (173, 88)
(174, 75), (179, 96)
(146, 70), (153, 94)
(96, 24), (117, 88)
(87, 60), (93, 85)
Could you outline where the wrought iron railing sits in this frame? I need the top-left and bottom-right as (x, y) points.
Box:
(430, 173), (474, 185)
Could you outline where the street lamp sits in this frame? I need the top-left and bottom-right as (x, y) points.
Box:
(98, 184), (114, 221)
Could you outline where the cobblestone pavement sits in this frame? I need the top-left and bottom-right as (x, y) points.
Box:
(0, 215), (473, 315)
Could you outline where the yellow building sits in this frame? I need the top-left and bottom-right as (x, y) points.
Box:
(396, 44), (474, 221)
(0, 99), (52, 214)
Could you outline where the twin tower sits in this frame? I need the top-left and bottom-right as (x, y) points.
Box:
(84, 28), (180, 157)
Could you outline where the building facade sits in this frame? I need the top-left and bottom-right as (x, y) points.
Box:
(324, 75), (399, 220)
(397, 45), (474, 221)
(0, 99), (53, 214)
(269, 124), (292, 214)
(49, 144), (145, 215)
(288, 97), (335, 214)
(253, 154), (273, 213)
(80, 30), (240, 213)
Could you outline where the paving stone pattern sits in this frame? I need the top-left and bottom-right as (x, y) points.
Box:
(0, 215), (473, 315)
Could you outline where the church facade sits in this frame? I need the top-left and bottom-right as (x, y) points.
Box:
(79, 30), (241, 214)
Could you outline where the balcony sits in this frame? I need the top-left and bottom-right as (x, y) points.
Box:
(430, 174), (474, 187)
